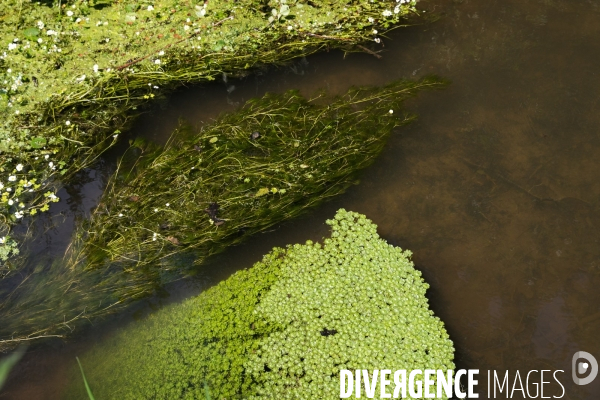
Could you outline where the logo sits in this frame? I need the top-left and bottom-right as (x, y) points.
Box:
(572, 351), (598, 386)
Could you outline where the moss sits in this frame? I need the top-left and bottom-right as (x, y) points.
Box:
(0, 0), (419, 242)
(69, 209), (454, 399)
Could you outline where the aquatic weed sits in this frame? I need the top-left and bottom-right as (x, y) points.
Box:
(66, 209), (454, 399)
(0, 0), (421, 247)
(0, 77), (448, 352)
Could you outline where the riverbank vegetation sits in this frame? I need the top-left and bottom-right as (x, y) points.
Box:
(67, 209), (455, 399)
(0, 77), (447, 351)
(0, 0), (420, 258)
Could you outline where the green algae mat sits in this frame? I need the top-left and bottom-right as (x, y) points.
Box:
(0, 77), (447, 351)
(0, 0), (420, 255)
(67, 209), (455, 399)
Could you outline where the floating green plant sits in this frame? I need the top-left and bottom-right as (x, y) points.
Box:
(66, 209), (455, 399)
(0, 77), (446, 352)
(0, 0), (421, 249)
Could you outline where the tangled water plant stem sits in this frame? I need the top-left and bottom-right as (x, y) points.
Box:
(76, 77), (446, 273)
(0, 77), (447, 352)
(0, 0), (421, 244)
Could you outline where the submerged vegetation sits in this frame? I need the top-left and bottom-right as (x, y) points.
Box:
(0, 77), (446, 351)
(67, 209), (455, 399)
(0, 0), (420, 257)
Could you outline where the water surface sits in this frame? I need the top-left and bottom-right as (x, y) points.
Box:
(2, 0), (600, 398)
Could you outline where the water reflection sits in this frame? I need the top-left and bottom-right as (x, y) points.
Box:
(2, 0), (600, 398)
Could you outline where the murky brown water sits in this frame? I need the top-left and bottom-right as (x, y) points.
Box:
(2, 0), (600, 398)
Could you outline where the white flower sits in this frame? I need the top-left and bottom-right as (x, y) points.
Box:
(8, 176), (16, 182)
(152, 233), (158, 241)
(49, 162), (54, 168)
(287, 26), (293, 30)
(66, 10), (74, 17)
(37, 38), (43, 44)
(374, 37), (381, 43)
(6, 188), (11, 192)
(8, 43), (17, 51)
(158, 50), (165, 56)
(373, 29), (378, 34)
(368, 17), (375, 23)
(76, 18), (82, 23)
(46, 30), (57, 36)
(147, 5), (154, 11)
(0, 183), (3, 190)
(8, 200), (14, 205)
(165, 203), (170, 207)
(45, 154), (50, 159)
(105, 38), (110, 43)
(383, 10), (393, 17)
(93, 64), (99, 73)
(15, 211), (23, 219)
(0, 237), (5, 244)
(37, 21), (45, 29)
(65, 120), (71, 126)
(184, 25), (190, 31)
(16, 164), (23, 171)
(154, 208), (159, 212)
(394, 6), (400, 14)
(154, 59), (161, 65)
(118, 213), (123, 217)
(389, 109), (394, 114)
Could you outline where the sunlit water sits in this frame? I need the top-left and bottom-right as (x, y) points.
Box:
(2, 0), (600, 398)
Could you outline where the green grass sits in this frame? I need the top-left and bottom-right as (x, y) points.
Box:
(76, 357), (96, 400)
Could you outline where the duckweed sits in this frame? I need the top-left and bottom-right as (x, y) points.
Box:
(68, 209), (454, 399)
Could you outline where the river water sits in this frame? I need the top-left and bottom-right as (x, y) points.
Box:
(2, 0), (600, 398)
